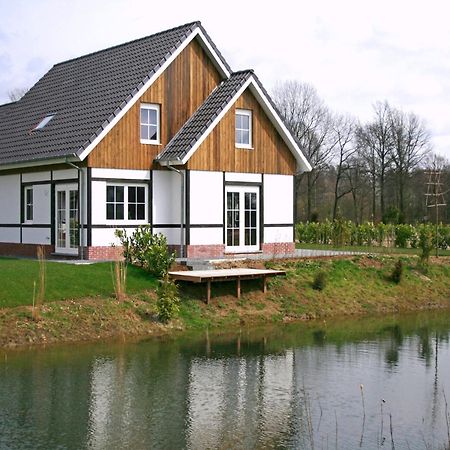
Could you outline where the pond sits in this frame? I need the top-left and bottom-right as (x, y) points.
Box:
(1, 310), (450, 449)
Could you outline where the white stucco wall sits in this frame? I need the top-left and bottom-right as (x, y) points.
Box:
(189, 171), (223, 225)
(225, 172), (262, 183)
(90, 168), (150, 247)
(91, 168), (150, 180)
(0, 228), (20, 243)
(152, 170), (182, 225)
(189, 228), (223, 245)
(263, 174), (293, 225)
(264, 226), (293, 243)
(0, 174), (20, 224)
(22, 227), (51, 245)
(32, 184), (51, 224)
(22, 171), (51, 183)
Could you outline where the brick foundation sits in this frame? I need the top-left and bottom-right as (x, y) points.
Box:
(84, 246), (124, 261)
(261, 242), (296, 255)
(0, 242), (55, 258)
(186, 244), (226, 258)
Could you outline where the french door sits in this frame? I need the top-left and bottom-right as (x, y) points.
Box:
(55, 184), (79, 255)
(225, 186), (259, 252)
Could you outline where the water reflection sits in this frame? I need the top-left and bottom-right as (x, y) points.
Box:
(1, 310), (450, 450)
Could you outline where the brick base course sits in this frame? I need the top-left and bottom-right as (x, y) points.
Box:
(261, 242), (296, 255)
(0, 242), (55, 258)
(84, 246), (123, 260)
(0, 242), (296, 260)
(186, 244), (226, 258)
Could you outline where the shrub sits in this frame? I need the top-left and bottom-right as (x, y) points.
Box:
(391, 259), (403, 284)
(156, 276), (180, 323)
(312, 270), (327, 291)
(418, 225), (434, 273)
(115, 226), (175, 278)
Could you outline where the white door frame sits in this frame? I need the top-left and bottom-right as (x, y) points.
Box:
(55, 183), (79, 255)
(225, 185), (260, 253)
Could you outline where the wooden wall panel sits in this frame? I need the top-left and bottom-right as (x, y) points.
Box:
(187, 88), (297, 175)
(88, 39), (222, 169)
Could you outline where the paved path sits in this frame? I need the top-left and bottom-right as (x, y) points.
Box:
(178, 248), (365, 270)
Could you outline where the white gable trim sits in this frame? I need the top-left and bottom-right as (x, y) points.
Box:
(179, 77), (253, 165)
(160, 76), (312, 172)
(76, 27), (230, 162)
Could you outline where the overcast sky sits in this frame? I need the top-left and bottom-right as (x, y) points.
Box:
(1, 0), (449, 158)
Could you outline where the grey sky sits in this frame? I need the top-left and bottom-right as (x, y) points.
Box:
(1, 0), (449, 158)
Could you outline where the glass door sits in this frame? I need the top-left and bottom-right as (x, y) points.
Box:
(225, 186), (259, 252)
(55, 184), (79, 255)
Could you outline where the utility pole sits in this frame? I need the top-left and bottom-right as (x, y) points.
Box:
(425, 169), (447, 257)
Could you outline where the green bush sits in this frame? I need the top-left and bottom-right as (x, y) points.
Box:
(418, 225), (433, 270)
(156, 276), (180, 323)
(295, 221), (450, 250)
(115, 226), (175, 278)
(391, 259), (403, 284)
(312, 270), (327, 291)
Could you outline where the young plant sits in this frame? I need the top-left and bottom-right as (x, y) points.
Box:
(312, 270), (327, 291)
(111, 259), (127, 301)
(391, 259), (403, 284)
(32, 246), (46, 320)
(156, 275), (180, 323)
(115, 226), (175, 278)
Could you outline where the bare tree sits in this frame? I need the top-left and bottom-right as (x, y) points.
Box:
(331, 114), (357, 219)
(273, 80), (336, 219)
(358, 101), (393, 220)
(388, 107), (431, 218)
(7, 87), (28, 102)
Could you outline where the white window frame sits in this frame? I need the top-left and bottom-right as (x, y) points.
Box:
(140, 103), (160, 145)
(24, 186), (33, 223)
(105, 183), (148, 225)
(235, 109), (252, 149)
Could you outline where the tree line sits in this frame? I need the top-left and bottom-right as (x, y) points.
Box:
(272, 81), (449, 224)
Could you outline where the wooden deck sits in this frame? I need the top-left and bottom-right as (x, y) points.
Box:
(168, 268), (286, 303)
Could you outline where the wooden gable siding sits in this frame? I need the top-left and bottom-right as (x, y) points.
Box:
(87, 39), (222, 169)
(187, 88), (297, 175)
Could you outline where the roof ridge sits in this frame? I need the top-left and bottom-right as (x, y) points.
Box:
(53, 21), (200, 67)
(231, 69), (254, 75)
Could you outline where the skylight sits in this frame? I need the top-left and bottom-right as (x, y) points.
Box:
(34, 114), (54, 131)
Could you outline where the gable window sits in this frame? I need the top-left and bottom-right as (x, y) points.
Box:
(140, 103), (160, 144)
(106, 184), (147, 222)
(235, 109), (252, 148)
(24, 187), (33, 222)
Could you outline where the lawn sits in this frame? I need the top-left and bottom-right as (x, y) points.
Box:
(0, 257), (158, 308)
(296, 242), (450, 257)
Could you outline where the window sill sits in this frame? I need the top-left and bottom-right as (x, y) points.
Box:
(140, 139), (161, 145)
(235, 145), (253, 150)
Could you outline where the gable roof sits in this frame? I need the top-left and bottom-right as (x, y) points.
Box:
(0, 21), (230, 168)
(156, 70), (312, 172)
(156, 70), (253, 163)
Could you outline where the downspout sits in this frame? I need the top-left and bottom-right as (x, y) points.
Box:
(65, 160), (85, 260)
(166, 164), (185, 258)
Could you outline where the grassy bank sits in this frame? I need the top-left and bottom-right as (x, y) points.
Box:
(1, 255), (449, 348)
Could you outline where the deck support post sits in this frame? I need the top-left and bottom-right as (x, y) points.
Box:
(262, 275), (267, 294)
(237, 277), (241, 299)
(206, 280), (211, 304)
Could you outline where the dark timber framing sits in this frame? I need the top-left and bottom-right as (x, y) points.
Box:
(86, 167), (92, 246)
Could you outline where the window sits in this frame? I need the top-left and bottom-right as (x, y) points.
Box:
(106, 185), (147, 221)
(140, 104), (160, 144)
(34, 114), (54, 131)
(24, 187), (33, 221)
(106, 186), (124, 220)
(127, 186), (146, 220)
(235, 109), (252, 148)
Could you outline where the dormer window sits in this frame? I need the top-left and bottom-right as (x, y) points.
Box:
(235, 109), (252, 148)
(34, 114), (54, 131)
(140, 103), (160, 144)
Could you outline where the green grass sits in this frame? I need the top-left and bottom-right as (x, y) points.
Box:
(0, 257), (158, 308)
(296, 242), (450, 256)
